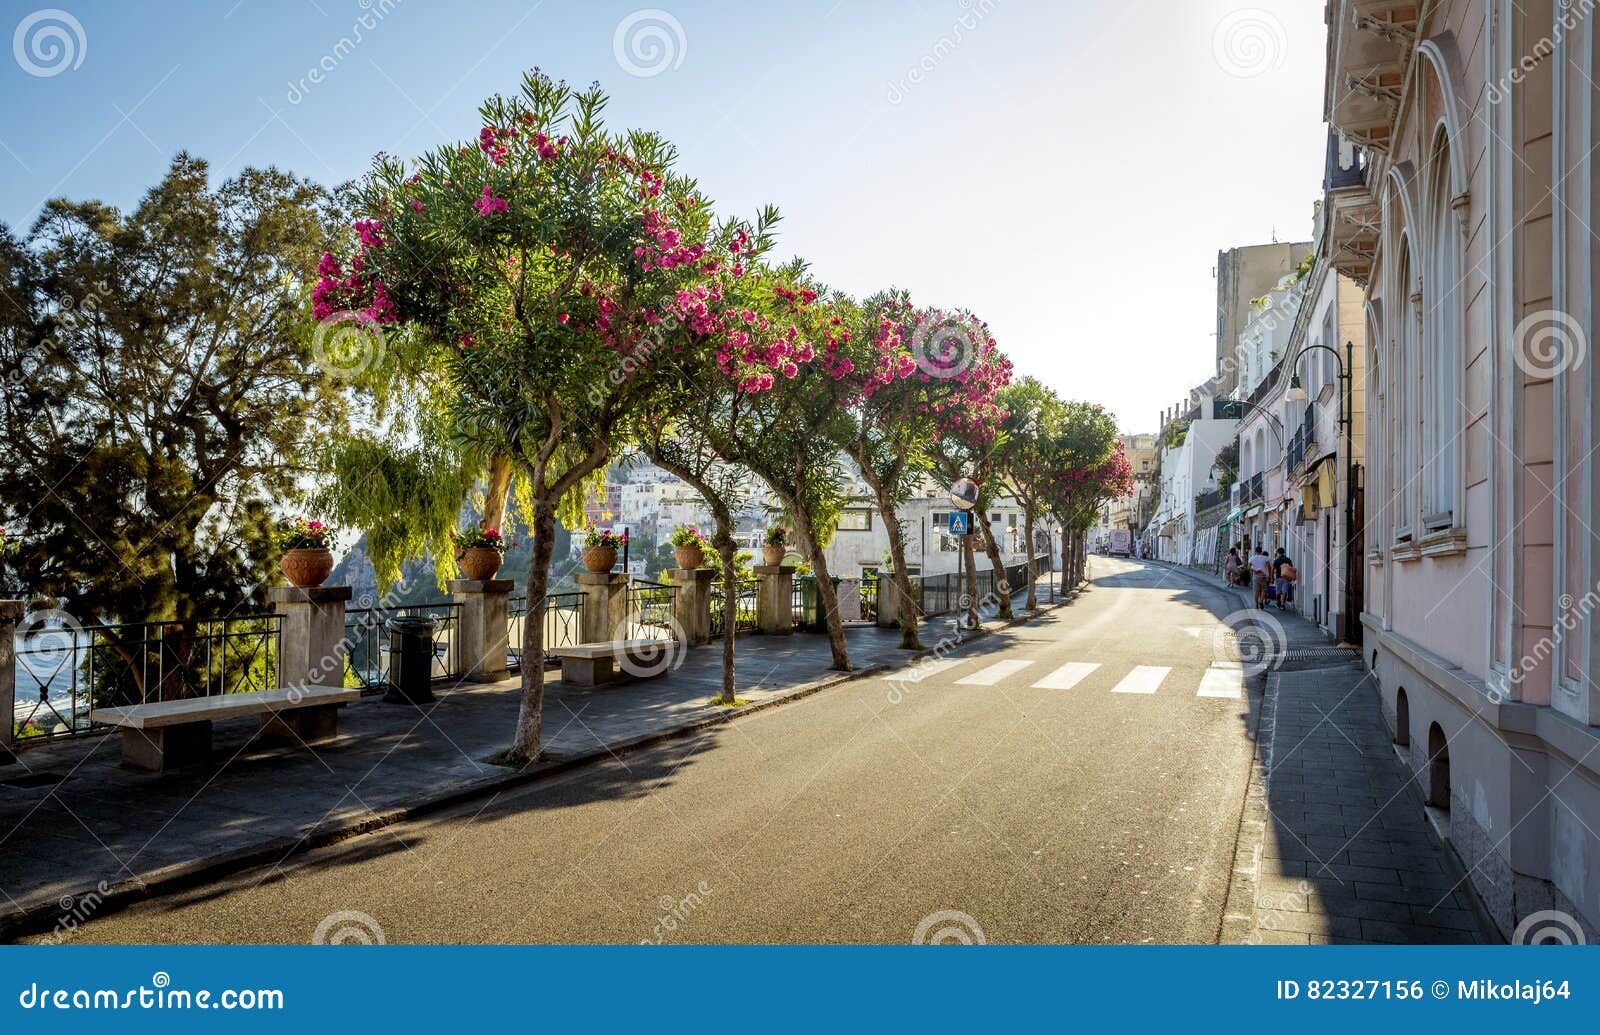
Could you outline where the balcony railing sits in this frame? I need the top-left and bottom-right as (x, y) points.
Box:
(709, 580), (759, 637)
(343, 601), (462, 690)
(507, 592), (585, 670)
(12, 613), (284, 742)
(626, 580), (678, 641)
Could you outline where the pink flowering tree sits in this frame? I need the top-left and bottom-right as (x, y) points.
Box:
(631, 225), (842, 704)
(920, 310), (1014, 624)
(1040, 403), (1131, 587)
(825, 291), (947, 649)
(697, 268), (856, 670)
(320, 72), (740, 763)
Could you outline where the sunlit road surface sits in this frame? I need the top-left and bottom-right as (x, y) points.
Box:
(54, 557), (1262, 945)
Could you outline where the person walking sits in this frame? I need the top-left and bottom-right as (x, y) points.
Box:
(1248, 545), (1272, 608)
(1273, 548), (1296, 611)
(1224, 546), (1243, 587)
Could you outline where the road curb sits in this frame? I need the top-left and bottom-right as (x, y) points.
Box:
(1, 583), (1082, 942)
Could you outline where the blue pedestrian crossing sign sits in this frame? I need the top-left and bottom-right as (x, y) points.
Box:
(947, 511), (973, 536)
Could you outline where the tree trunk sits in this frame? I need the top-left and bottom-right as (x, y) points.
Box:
(792, 507), (851, 670)
(715, 529), (737, 705)
(1023, 509), (1038, 610)
(483, 453), (513, 531)
(875, 484), (923, 650)
(976, 513), (1012, 620)
(508, 499), (556, 763)
(962, 533), (979, 630)
(1061, 527), (1071, 592)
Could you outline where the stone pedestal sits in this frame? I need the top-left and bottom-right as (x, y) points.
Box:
(876, 577), (903, 629)
(451, 578), (515, 682)
(753, 564), (796, 635)
(668, 568), (715, 645)
(577, 571), (629, 643)
(0, 600), (21, 763)
(268, 586), (352, 690)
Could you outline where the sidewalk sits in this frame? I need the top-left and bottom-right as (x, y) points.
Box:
(1148, 560), (1492, 943)
(0, 579), (1068, 939)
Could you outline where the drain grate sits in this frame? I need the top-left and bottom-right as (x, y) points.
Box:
(1279, 647), (1361, 661)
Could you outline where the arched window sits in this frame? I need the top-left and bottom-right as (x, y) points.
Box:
(1423, 131), (1462, 525)
(1395, 241), (1419, 539)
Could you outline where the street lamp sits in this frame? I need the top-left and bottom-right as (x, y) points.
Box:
(1283, 339), (1358, 643)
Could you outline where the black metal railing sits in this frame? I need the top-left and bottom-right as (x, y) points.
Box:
(343, 601), (462, 690)
(507, 592), (584, 670)
(858, 578), (878, 623)
(11, 613), (282, 742)
(626, 579), (677, 641)
(709, 579), (758, 637)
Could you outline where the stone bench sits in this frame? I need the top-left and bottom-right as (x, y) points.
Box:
(89, 685), (364, 772)
(550, 639), (673, 687)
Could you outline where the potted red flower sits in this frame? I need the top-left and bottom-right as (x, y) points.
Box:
(279, 517), (336, 588)
(455, 526), (510, 580)
(582, 526), (626, 573)
(669, 525), (706, 570)
(762, 526), (788, 566)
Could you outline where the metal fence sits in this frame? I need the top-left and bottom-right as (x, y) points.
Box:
(507, 592), (584, 671)
(626, 580), (678, 641)
(11, 613), (283, 742)
(343, 601), (462, 690)
(709, 579), (759, 637)
(858, 578), (878, 623)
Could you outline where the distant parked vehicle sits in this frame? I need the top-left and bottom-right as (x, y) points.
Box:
(1108, 529), (1132, 557)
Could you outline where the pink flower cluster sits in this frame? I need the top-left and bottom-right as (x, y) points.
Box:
(475, 185), (509, 217)
(635, 209), (707, 272)
(313, 246), (396, 325)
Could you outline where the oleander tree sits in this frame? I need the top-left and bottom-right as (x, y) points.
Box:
(921, 310), (1013, 623)
(996, 377), (1066, 610)
(826, 290), (939, 649)
(320, 72), (747, 762)
(631, 216), (831, 706)
(701, 266), (855, 670)
(1041, 402), (1131, 587)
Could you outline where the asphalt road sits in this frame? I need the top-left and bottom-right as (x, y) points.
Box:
(51, 557), (1265, 945)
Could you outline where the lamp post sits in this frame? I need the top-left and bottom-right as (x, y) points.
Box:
(1284, 339), (1358, 643)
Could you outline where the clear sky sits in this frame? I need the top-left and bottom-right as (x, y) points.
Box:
(0, 0), (1329, 432)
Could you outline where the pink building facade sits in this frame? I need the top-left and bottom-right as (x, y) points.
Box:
(1328, 0), (1600, 939)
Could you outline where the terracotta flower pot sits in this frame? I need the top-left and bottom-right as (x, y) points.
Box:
(460, 547), (503, 581)
(582, 545), (617, 573)
(280, 547), (334, 588)
(762, 545), (785, 566)
(674, 545), (705, 570)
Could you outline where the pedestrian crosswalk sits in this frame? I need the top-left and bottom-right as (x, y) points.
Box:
(883, 657), (1249, 699)
(1109, 665), (1170, 695)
